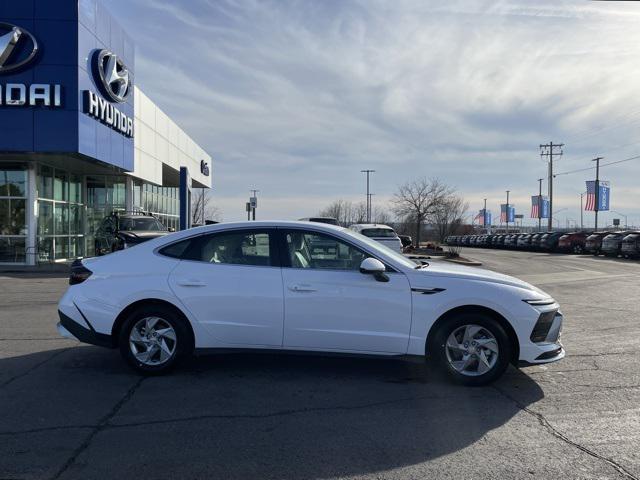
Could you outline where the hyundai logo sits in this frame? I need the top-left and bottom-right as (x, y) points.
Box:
(0, 22), (39, 74)
(200, 160), (210, 176)
(91, 49), (131, 103)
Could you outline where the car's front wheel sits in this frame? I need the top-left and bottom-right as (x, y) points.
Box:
(431, 313), (511, 386)
(118, 305), (193, 374)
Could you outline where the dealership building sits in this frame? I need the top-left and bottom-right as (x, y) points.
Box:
(0, 0), (212, 265)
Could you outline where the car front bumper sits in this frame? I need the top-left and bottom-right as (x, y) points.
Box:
(518, 309), (565, 365)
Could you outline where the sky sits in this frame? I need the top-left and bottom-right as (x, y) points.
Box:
(105, 0), (640, 227)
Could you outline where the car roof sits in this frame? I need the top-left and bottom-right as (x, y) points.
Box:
(349, 223), (394, 229)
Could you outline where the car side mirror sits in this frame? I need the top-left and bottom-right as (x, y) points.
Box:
(359, 258), (389, 282)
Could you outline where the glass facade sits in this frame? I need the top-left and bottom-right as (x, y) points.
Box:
(0, 162), (190, 265)
(37, 165), (85, 262)
(133, 180), (179, 232)
(0, 165), (27, 263)
(85, 176), (127, 257)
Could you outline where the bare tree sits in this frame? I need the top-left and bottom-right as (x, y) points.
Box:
(191, 188), (222, 224)
(432, 194), (468, 243)
(319, 199), (391, 226)
(392, 178), (452, 246)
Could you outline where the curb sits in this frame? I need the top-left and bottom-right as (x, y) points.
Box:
(443, 257), (483, 266)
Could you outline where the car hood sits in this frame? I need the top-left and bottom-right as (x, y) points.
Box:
(409, 261), (543, 293)
(118, 230), (170, 241)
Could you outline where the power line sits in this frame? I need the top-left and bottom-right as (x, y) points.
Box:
(554, 154), (640, 177)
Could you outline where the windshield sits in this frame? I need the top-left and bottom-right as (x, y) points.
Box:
(119, 217), (166, 231)
(361, 228), (397, 238)
(342, 228), (417, 269)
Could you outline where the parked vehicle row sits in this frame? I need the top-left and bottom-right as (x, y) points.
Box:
(446, 231), (640, 258)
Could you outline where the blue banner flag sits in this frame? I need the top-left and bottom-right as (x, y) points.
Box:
(501, 204), (515, 223)
(598, 181), (610, 211)
(586, 180), (611, 211)
(541, 196), (549, 218)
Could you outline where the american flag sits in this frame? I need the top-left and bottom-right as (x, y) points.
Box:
(585, 180), (596, 211)
(531, 196), (540, 219)
(475, 209), (485, 226)
(500, 204), (508, 223)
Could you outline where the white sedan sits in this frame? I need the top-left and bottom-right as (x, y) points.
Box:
(58, 221), (564, 385)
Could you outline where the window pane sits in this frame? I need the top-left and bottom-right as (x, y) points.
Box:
(286, 231), (366, 270)
(69, 174), (82, 203)
(54, 204), (69, 235)
(87, 177), (105, 207)
(37, 237), (53, 262)
(0, 199), (26, 235)
(38, 165), (53, 199)
(0, 237), (25, 262)
(0, 168), (27, 197)
(55, 237), (69, 260)
(69, 204), (82, 235)
(0, 199), (9, 235)
(159, 239), (192, 259)
(54, 170), (68, 201)
(38, 201), (54, 235)
(194, 231), (271, 266)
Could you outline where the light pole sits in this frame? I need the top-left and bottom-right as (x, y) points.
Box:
(360, 170), (375, 223)
(505, 190), (510, 233)
(537, 178), (543, 232)
(592, 157), (603, 231)
(483, 198), (487, 231)
(580, 191), (586, 231)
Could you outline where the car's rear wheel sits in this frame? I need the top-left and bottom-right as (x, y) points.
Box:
(118, 305), (193, 374)
(431, 313), (511, 386)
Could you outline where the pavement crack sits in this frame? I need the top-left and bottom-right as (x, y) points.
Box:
(103, 393), (439, 430)
(492, 385), (638, 480)
(4, 393), (442, 439)
(49, 376), (146, 480)
(0, 348), (70, 388)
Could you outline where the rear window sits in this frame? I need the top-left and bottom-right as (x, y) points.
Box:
(158, 239), (193, 259)
(361, 228), (397, 238)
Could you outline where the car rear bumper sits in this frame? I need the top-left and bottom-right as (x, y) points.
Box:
(57, 310), (114, 348)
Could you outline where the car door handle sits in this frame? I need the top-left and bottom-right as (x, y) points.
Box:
(288, 284), (317, 292)
(177, 279), (206, 287)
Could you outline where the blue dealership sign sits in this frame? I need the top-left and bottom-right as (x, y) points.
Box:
(0, 0), (135, 171)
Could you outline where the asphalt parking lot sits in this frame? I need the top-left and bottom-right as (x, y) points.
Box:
(1, 250), (639, 480)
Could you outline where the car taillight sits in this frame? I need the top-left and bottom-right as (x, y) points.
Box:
(69, 259), (93, 285)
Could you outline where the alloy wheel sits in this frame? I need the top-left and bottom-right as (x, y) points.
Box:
(129, 316), (177, 366)
(445, 324), (499, 376)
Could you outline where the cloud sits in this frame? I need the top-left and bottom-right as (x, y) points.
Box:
(105, 0), (640, 224)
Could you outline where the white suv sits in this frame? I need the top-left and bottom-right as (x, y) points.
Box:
(348, 224), (403, 252)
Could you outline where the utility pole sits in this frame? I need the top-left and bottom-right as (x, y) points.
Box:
(537, 178), (543, 232)
(593, 157), (603, 231)
(360, 170), (375, 223)
(505, 190), (510, 233)
(540, 142), (564, 231)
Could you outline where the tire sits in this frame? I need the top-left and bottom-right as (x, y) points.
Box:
(118, 305), (193, 374)
(430, 313), (512, 386)
(573, 244), (583, 254)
